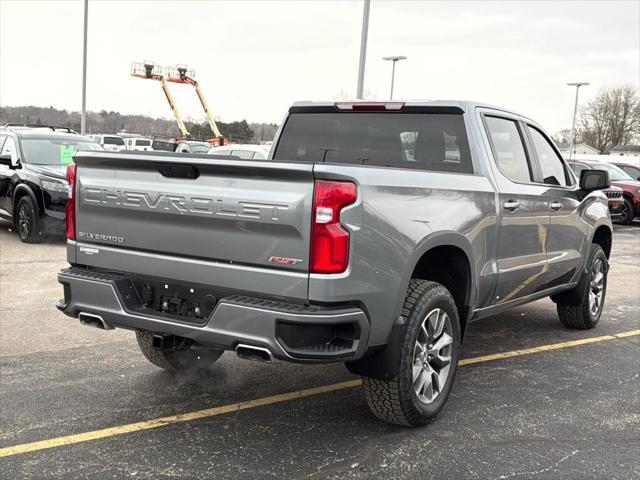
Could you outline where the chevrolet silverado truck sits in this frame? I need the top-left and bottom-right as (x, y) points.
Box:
(57, 101), (613, 426)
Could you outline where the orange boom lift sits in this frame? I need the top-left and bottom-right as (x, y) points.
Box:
(131, 62), (190, 138)
(165, 65), (227, 146)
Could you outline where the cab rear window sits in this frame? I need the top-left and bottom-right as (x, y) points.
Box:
(273, 112), (473, 174)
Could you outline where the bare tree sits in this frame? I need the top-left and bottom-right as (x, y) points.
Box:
(552, 128), (575, 145)
(579, 86), (639, 154)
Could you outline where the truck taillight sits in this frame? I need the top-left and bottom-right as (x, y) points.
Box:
(65, 164), (76, 240)
(310, 180), (357, 274)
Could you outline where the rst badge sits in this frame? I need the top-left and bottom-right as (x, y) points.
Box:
(268, 256), (303, 266)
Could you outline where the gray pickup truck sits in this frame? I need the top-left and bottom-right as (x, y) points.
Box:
(57, 101), (613, 426)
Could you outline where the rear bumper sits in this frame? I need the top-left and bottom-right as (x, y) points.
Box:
(57, 267), (370, 363)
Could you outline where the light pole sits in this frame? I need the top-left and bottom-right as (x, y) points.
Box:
(383, 56), (407, 99)
(80, 0), (88, 134)
(356, 0), (370, 99)
(567, 82), (589, 159)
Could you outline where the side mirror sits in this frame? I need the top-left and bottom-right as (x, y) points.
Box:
(0, 154), (12, 166)
(580, 169), (610, 191)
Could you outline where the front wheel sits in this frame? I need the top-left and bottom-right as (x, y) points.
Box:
(16, 196), (43, 243)
(362, 280), (461, 427)
(557, 244), (608, 329)
(136, 331), (223, 371)
(615, 198), (635, 225)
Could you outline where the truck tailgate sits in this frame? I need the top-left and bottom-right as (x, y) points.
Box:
(73, 152), (314, 289)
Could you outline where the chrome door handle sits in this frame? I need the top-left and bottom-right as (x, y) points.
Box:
(503, 200), (520, 212)
(550, 201), (563, 211)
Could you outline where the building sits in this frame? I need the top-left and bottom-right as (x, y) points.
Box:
(609, 144), (640, 156)
(556, 142), (600, 156)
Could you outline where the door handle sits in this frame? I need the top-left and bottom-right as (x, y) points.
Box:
(503, 200), (520, 212)
(550, 201), (563, 211)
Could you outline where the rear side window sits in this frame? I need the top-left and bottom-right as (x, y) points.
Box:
(484, 116), (532, 183)
(136, 139), (151, 146)
(273, 113), (473, 174)
(527, 126), (571, 187)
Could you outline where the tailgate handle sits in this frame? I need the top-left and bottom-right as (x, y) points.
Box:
(157, 164), (200, 179)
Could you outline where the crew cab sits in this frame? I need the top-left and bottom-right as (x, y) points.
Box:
(0, 125), (101, 242)
(57, 101), (613, 426)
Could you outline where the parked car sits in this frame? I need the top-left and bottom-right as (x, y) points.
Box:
(604, 185), (625, 220)
(124, 137), (153, 152)
(58, 100), (613, 427)
(0, 125), (101, 242)
(208, 144), (270, 160)
(609, 161), (640, 182)
(175, 140), (211, 154)
(151, 138), (177, 152)
(568, 159), (640, 224)
(88, 134), (126, 152)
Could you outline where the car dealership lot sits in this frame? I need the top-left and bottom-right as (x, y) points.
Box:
(1, 223), (638, 479)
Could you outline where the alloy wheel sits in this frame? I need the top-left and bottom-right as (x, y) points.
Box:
(589, 258), (605, 317)
(412, 308), (453, 404)
(18, 202), (32, 239)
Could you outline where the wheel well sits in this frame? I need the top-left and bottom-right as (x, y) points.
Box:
(411, 245), (471, 330)
(12, 188), (30, 224)
(592, 226), (612, 258)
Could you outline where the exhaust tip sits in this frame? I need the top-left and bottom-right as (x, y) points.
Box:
(235, 344), (273, 363)
(78, 312), (114, 330)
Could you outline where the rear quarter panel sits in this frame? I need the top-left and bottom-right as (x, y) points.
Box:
(310, 163), (498, 346)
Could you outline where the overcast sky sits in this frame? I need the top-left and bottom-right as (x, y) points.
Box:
(1, 0), (638, 132)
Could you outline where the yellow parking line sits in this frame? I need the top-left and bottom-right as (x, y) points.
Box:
(1, 329), (638, 458)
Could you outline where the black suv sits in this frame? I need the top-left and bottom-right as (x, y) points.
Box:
(0, 125), (101, 243)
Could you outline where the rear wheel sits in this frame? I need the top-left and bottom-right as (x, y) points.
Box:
(557, 244), (608, 329)
(362, 280), (461, 427)
(136, 331), (223, 371)
(16, 196), (43, 243)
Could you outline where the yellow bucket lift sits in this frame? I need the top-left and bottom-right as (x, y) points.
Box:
(131, 62), (190, 137)
(165, 65), (226, 146)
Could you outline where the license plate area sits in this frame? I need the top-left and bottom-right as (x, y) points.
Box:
(127, 276), (220, 325)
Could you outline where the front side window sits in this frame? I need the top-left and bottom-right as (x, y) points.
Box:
(592, 162), (633, 181)
(484, 116), (532, 183)
(273, 112), (474, 174)
(527, 126), (571, 186)
(0, 137), (18, 163)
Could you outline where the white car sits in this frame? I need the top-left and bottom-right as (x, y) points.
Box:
(88, 134), (126, 152)
(125, 137), (153, 152)
(208, 144), (271, 160)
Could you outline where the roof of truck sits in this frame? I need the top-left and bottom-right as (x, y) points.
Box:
(290, 100), (530, 120)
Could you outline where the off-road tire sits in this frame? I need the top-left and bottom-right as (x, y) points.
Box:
(362, 280), (461, 427)
(136, 331), (223, 371)
(16, 196), (43, 243)
(557, 244), (608, 329)
(616, 198), (635, 225)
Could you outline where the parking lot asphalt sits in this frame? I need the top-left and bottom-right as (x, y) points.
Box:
(1, 221), (638, 479)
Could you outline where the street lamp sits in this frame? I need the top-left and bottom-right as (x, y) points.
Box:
(383, 56), (407, 99)
(80, 0), (88, 134)
(567, 82), (589, 160)
(356, 0), (371, 99)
